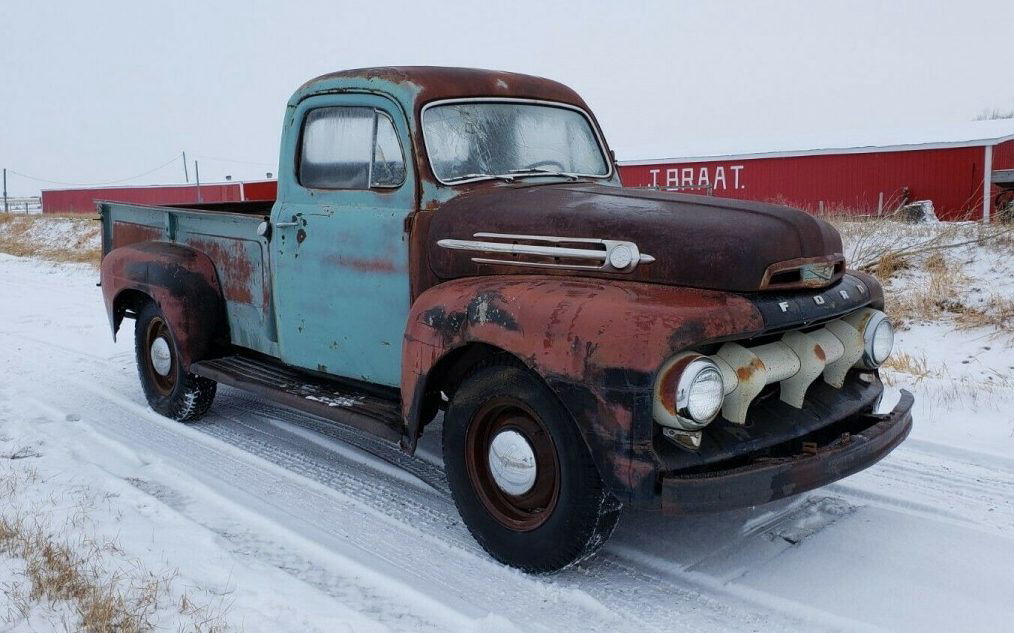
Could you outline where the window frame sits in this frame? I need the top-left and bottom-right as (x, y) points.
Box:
(296, 106), (407, 191)
(420, 97), (614, 186)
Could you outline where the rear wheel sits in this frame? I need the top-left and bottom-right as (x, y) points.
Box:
(443, 363), (621, 572)
(134, 301), (216, 421)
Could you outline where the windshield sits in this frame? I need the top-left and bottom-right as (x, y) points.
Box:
(422, 101), (610, 183)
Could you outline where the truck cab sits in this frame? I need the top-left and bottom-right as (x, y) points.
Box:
(99, 67), (913, 572)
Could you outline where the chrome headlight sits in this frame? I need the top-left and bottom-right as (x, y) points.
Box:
(859, 311), (894, 368)
(654, 355), (725, 431)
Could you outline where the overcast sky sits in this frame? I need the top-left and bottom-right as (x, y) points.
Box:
(2, 0), (1013, 196)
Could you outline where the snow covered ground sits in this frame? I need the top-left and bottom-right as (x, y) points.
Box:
(1, 224), (1012, 632)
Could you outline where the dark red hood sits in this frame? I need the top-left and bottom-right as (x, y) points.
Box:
(427, 183), (844, 293)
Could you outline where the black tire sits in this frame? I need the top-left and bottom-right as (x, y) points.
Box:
(443, 363), (621, 572)
(134, 301), (216, 421)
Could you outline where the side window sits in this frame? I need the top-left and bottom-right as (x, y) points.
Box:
(372, 112), (406, 187)
(299, 106), (406, 190)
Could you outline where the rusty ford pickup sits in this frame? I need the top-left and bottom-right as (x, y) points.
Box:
(99, 67), (913, 572)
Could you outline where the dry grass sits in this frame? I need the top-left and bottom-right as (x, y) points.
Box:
(0, 509), (169, 632)
(881, 350), (931, 381)
(821, 213), (1014, 336)
(825, 214), (968, 272)
(954, 295), (1014, 333)
(0, 463), (235, 633)
(0, 213), (101, 266)
(874, 249), (908, 280)
(888, 255), (970, 323)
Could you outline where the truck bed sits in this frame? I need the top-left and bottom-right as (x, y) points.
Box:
(99, 199), (279, 357)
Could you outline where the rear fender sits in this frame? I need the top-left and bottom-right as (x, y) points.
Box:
(101, 241), (228, 368)
(402, 275), (762, 503)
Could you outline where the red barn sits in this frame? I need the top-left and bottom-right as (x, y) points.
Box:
(618, 120), (1014, 221)
(42, 180), (277, 215)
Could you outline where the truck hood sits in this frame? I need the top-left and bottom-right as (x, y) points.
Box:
(426, 183), (845, 293)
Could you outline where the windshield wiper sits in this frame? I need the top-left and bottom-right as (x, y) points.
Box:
(444, 173), (516, 183)
(507, 168), (580, 181)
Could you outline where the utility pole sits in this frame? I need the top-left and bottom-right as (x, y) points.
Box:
(195, 160), (202, 203)
(3, 168), (8, 213)
(182, 151), (189, 183)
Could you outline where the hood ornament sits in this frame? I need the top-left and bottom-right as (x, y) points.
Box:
(437, 232), (655, 273)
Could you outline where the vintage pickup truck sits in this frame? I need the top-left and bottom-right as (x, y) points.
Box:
(99, 67), (913, 572)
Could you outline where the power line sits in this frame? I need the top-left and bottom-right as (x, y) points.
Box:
(190, 155), (275, 169)
(7, 153), (184, 187)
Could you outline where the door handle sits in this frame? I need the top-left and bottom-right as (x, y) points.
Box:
(275, 221), (300, 228)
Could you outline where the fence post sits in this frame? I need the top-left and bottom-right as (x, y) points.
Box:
(983, 145), (993, 223)
(3, 168), (8, 213)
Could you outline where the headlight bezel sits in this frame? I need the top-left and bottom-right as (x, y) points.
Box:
(859, 312), (894, 369)
(677, 358), (725, 427)
(654, 354), (725, 431)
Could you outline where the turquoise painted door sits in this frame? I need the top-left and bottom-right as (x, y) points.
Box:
(270, 93), (414, 387)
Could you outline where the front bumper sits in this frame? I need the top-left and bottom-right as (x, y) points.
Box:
(661, 390), (913, 514)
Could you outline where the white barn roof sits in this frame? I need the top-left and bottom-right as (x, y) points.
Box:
(619, 119), (1014, 166)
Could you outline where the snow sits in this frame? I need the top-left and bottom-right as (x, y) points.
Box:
(618, 118), (1014, 164)
(1, 238), (1013, 632)
(0, 214), (100, 259)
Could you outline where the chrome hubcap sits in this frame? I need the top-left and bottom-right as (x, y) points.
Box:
(150, 337), (172, 376)
(488, 430), (537, 496)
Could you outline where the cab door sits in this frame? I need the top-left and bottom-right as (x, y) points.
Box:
(270, 93), (414, 387)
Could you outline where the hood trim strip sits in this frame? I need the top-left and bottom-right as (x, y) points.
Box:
(437, 232), (655, 273)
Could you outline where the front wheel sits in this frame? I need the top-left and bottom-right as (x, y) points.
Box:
(134, 301), (216, 421)
(442, 363), (621, 572)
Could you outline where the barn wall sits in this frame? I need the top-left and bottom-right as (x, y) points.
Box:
(241, 180), (277, 201)
(991, 139), (1014, 217)
(992, 139), (1014, 170)
(619, 146), (991, 220)
(42, 183), (243, 215)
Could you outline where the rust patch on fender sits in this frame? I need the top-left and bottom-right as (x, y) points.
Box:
(401, 274), (764, 503)
(187, 238), (255, 305)
(100, 241), (227, 368)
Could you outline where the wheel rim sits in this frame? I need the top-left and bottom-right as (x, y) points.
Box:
(144, 316), (177, 396)
(465, 397), (560, 532)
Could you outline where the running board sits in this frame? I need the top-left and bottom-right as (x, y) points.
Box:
(191, 355), (404, 443)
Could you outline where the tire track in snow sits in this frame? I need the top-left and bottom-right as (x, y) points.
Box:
(10, 381), (479, 633)
(219, 391), (451, 495)
(826, 448), (1014, 539)
(4, 293), (1012, 631)
(3, 336), (800, 633)
(180, 389), (834, 633)
(0, 332), (844, 633)
(200, 393), (923, 633)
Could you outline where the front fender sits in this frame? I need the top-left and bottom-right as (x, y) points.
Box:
(100, 241), (227, 368)
(402, 275), (763, 503)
